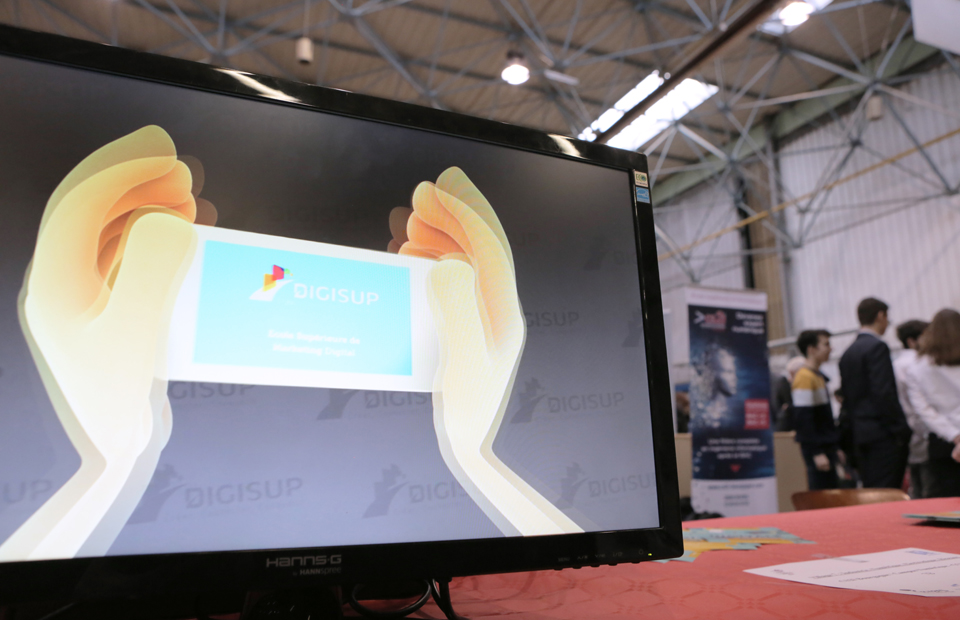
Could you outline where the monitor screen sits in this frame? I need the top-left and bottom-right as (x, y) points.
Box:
(0, 26), (680, 602)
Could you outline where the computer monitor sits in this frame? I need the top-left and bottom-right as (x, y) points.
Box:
(0, 24), (681, 610)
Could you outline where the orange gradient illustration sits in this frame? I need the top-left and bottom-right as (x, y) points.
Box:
(0, 126), (210, 560)
(1, 135), (577, 562)
(390, 167), (583, 536)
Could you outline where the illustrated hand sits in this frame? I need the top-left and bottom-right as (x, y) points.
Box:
(0, 126), (207, 560)
(390, 167), (582, 536)
(813, 453), (831, 472)
(952, 437), (960, 464)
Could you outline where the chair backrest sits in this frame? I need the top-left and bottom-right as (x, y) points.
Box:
(791, 488), (910, 511)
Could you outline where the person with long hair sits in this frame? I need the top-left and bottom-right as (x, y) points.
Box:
(903, 309), (960, 497)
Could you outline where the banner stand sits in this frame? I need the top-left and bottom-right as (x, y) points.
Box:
(685, 287), (777, 517)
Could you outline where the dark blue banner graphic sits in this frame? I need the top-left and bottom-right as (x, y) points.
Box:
(687, 288), (776, 516)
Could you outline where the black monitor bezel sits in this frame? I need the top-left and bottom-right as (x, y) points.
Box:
(0, 24), (682, 604)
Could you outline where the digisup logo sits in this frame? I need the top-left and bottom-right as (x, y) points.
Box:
(250, 264), (293, 301)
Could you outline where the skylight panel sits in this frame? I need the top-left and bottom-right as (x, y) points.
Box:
(578, 71), (664, 142)
(759, 0), (833, 36)
(578, 72), (717, 151)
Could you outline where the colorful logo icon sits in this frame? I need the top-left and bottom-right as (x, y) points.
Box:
(250, 265), (293, 301)
(693, 309), (727, 331)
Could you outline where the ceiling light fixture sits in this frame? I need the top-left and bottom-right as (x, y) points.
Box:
(501, 51), (530, 86)
(296, 0), (313, 65)
(296, 37), (314, 65)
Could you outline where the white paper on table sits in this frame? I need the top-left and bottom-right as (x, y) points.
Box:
(745, 548), (960, 597)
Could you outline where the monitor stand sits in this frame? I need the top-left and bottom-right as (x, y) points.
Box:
(240, 579), (466, 620)
(241, 586), (343, 619)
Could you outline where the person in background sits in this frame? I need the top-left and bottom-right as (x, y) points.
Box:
(833, 388), (859, 488)
(775, 356), (807, 432)
(838, 298), (911, 489)
(903, 309), (960, 498)
(675, 391), (690, 434)
(792, 330), (842, 490)
(893, 319), (931, 498)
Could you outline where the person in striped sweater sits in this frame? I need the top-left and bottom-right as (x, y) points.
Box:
(792, 330), (843, 490)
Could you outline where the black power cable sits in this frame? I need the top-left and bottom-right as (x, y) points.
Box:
(347, 581), (431, 619)
(429, 580), (467, 620)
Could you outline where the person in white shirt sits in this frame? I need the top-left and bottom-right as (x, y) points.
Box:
(903, 308), (960, 498)
(893, 320), (930, 498)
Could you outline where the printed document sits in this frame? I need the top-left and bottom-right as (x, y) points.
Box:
(745, 548), (960, 597)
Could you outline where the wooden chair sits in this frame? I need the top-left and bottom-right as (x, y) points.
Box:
(791, 488), (910, 511)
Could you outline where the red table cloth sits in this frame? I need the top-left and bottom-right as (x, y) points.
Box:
(412, 497), (960, 620)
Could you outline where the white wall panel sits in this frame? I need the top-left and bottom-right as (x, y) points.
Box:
(654, 181), (745, 294)
(778, 68), (960, 352)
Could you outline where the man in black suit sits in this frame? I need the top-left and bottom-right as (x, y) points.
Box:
(838, 298), (911, 489)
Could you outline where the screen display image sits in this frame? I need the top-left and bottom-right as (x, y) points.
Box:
(0, 46), (667, 571)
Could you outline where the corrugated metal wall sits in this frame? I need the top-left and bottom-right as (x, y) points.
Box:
(775, 68), (960, 351)
(654, 181), (745, 293)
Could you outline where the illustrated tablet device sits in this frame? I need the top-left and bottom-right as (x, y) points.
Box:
(167, 226), (439, 392)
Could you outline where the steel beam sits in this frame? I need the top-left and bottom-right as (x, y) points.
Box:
(882, 92), (954, 192)
(132, 0), (214, 54)
(135, 0), (613, 111)
(787, 47), (868, 85)
(649, 127), (679, 184)
(652, 36), (939, 205)
(403, 1), (659, 72)
(36, 0), (110, 43)
(31, 0), (66, 36)
(596, 0), (781, 142)
(804, 192), (949, 244)
(732, 84), (864, 110)
(337, 5), (448, 110)
(629, 1), (706, 29)
(566, 34), (705, 68)
(654, 223), (699, 282)
(487, 0), (594, 131)
(797, 94), (871, 241)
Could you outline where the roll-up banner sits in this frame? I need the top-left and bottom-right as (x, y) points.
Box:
(686, 287), (777, 516)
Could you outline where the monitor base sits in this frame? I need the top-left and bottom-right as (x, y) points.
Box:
(243, 586), (343, 620)
(241, 578), (466, 620)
